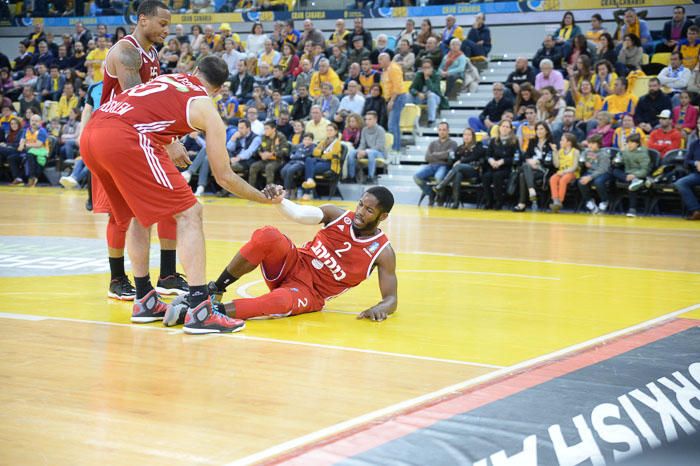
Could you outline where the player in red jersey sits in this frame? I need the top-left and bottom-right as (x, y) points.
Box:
(93, 0), (187, 300)
(81, 56), (284, 334)
(166, 186), (398, 323)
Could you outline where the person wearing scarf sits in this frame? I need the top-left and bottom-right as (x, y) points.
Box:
(440, 15), (464, 55)
(439, 39), (467, 99)
(658, 52), (691, 95)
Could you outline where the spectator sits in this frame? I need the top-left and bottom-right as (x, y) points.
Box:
(60, 33), (74, 56)
(379, 53), (408, 154)
(613, 113), (647, 150)
(248, 121), (289, 189)
(258, 38), (281, 69)
(516, 105), (538, 151)
(289, 120), (305, 147)
(72, 22), (91, 49)
(591, 59), (617, 97)
(536, 86), (566, 126)
(159, 38), (181, 73)
(284, 20), (301, 50)
(0, 103), (15, 131)
(0, 117), (22, 176)
(440, 15), (464, 55)
(439, 39), (467, 99)
(291, 85), (313, 121)
(585, 14), (608, 46)
(615, 132), (650, 217)
(230, 60), (254, 101)
(44, 65), (64, 102)
(648, 109), (683, 157)
(190, 25), (204, 52)
(174, 24), (189, 45)
(658, 6), (693, 54)
(434, 128), (485, 208)
(617, 33), (643, 75)
(659, 51), (691, 97)
(227, 119), (263, 179)
(553, 107), (585, 143)
(488, 109), (515, 139)
(63, 69), (83, 96)
(254, 62), (274, 91)
(410, 59), (449, 127)
(280, 43), (300, 76)
(553, 11), (582, 46)
(300, 122), (342, 199)
(281, 132), (315, 199)
(393, 40), (416, 81)
(483, 120), (518, 210)
(673, 91), (698, 137)
(276, 111), (294, 140)
(416, 37), (442, 70)
(396, 19), (418, 48)
(305, 105), (330, 143)
(247, 23), (267, 56)
(566, 52), (594, 91)
(549, 132), (580, 212)
(85, 36), (108, 84)
(295, 58), (313, 91)
(270, 65), (293, 98)
(577, 134), (612, 213)
(58, 107), (80, 160)
(533, 35), (563, 71)
(329, 46), (348, 81)
(535, 59), (565, 93)
(19, 86), (40, 116)
(244, 107), (264, 135)
(687, 54), (700, 96)
(13, 42), (34, 74)
(348, 37), (370, 67)
(596, 33), (618, 66)
(247, 86), (271, 120)
(337, 80), (366, 116)
(347, 18), (372, 52)
(35, 41), (55, 68)
(70, 42), (87, 80)
(346, 111), (385, 183)
(505, 57), (536, 97)
(572, 80), (602, 130)
(564, 35), (593, 69)
(415, 19), (439, 53)
(514, 83), (539, 121)
(11, 114), (48, 187)
(309, 58), (342, 98)
(587, 111), (615, 148)
(620, 8), (652, 50)
(370, 35), (395, 65)
(359, 57), (381, 96)
(464, 13), (491, 58)
(25, 23), (46, 55)
(341, 113), (363, 151)
(413, 121), (457, 205)
(674, 129), (700, 220)
(344, 63), (362, 90)
(54, 45), (71, 71)
(57, 82), (78, 120)
(601, 77), (637, 121)
(328, 19), (350, 52)
(632, 79), (671, 135)
(34, 63), (51, 100)
(221, 38), (243, 78)
(513, 121), (555, 212)
(300, 19), (326, 50)
(362, 84), (388, 129)
(315, 82), (340, 121)
(269, 21), (286, 51)
(676, 26), (700, 70)
(469, 82), (513, 132)
(269, 90), (290, 121)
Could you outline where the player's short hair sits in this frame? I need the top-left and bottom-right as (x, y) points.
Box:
(365, 186), (394, 213)
(137, 0), (168, 18)
(197, 56), (229, 88)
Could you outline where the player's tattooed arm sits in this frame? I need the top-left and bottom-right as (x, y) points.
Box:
(357, 246), (397, 322)
(115, 44), (143, 90)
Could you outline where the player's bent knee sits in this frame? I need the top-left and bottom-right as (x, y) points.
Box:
(175, 202), (203, 224)
(250, 226), (284, 245)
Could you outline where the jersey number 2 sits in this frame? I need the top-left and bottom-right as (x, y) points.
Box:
(334, 242), (352, 257)
(126, 76), (189, 97)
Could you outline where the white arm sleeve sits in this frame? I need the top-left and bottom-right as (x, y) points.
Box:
(276, 199), (324, 225)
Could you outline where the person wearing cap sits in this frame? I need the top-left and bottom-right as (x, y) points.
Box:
(648, 110), (683, 157)
(635, 78), (672, 133)
(348, 37), (370, 67)
(346, 18), (372, 52)
(674, 119), (700, 220)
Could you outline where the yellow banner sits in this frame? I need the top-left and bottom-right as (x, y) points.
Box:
(557, 0), (692, 10)
(171, 12), (244, 24)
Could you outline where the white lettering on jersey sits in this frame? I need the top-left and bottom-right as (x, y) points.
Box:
(98, 100), (134, 116)
(310, 239), (346, 281)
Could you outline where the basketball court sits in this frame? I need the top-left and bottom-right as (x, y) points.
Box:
(0, 186), (699, 465)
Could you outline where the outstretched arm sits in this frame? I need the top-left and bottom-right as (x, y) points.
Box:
(263, 187), (346, 226)
(111, 43), (143, 91)
(357, 245), (397, 322)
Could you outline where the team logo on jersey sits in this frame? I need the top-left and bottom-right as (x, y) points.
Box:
(337, 224), (345, 232)
(344, 217), (352, 225)
(311, 259), (324, 270)
(310, 240), (347, 281)
(367, 241), (380, 254)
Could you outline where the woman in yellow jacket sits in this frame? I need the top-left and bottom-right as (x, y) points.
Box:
(549, 132), (581, 213)
(301, 123), (343, 200)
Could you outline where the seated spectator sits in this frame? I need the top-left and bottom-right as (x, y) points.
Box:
(283, 20), (301, 50)
(439, 39), (467, 99)
(658, 6), (692, 54)
(513, 121), (555, 212)
(659, 52), (691, 99)
(362, 84), (388, 129)
(635, 78), (673, 133)
(347, 37), (370, 67)
(434, 128), (485, 208)
(276, 112), (294, 140)
(440, 15), (464, 55)
(614, 113), (647, 150)
(415, 19), (440, 54)
(396, 19), (418, 49)
(674, 129), (700, 220)
(289, 120), (305, 147)
(488, 109), (515, 139)
(227, 119), (263, 178)
(309, 58), (342, 98)
(295, 59), (313, 91)
(159, 38), (180, 74)
(617, 33), (643, 75)
(410, 60), (449, 127)
(249, 120), (289, 188)
(516, 105), (538, 151)
(341, 112), (363, 151)
(586, 111), (615, 148)
(300, 122), (342, 199)
(566, 55), (594, 95)
(291, 85), (312, 121)
(246, 86), (271, 120)
(254, 62), (274, 91)
(572, 80), (602, 132)
(370, 35), (395, 65)
(13, 42), (34, 74)
(553, 107), (585, 143)
(393, 40), (416, 82)
(505, 57), (536, 97)
(673, 91), (698, 137)
(34, 63), (51, 100)
(535, 59), (565, 93)
(413, 121), (457, 205)
(0, 117), (23, 176)
(346, 18), (371, 51)
(536, 86), (566, 126)
(0, 104), (16, 132)
(10, 114), (48, 187)
(591, 60), (618, 98)
(15, 67), (37, 92)
(59, 156), (90, 189)
(469, 82), (513, 133)
(280, 43), (299, 76)
(54, 45), (71, 71)
(533, 35), (563, 71)
(176, 42), (195, 73)
(305, 105), (330, 143)
(0, 68), (14, 97)
(577, 134), (612, 213)
(416, 37), (442, 71)
(58, 107), (80, 160)
(337, 80), (366, 116)
(564, 35), (594, 69)
(230, 60), (254, 101)
(244, 106), (264, 135)
(268, 90), (289, 121)
(35, 41), (55, 68)
(648, 109), (683, 158)
(281, 132), (315, 199)
(585, 14), (608, 46)
(601, 77), (638, 122)
(346, 111), (385, 183)
(688, 55), (700, 96)
(57, 82), (78, 121)
(70, 42), (87, 80)
(549, 132), (580, 212)
(258, 38), (281, 69)
(620, 8), (653, 52)
(358, 58), (380, 96)
(553, 11), (582, 47)
(270, 65), (293, 98)
(329, 46), (348, 81)
(614, 132), (650, 217)
(315, 82), (339, 121)
(676, 25), (700, 70)
(19, 86), (41, 116)
(463, 13), (491, 58)
(514, 83), (539, 121)
(596, 33), (618, 66)
(483, 120), (518, 210)
(328, 18), (350, 53)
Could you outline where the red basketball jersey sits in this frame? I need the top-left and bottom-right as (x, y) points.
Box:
(298, 211), (391, 300)
(91, 73), (209, 146)
(101, 35), (160, 105)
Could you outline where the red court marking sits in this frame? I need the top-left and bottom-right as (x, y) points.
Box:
(268, 318), (700, 465)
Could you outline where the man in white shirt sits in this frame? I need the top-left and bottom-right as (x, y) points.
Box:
(658, 51), (691, 98)
(221, 38), (243, 79)
(337, 80), (365, 114)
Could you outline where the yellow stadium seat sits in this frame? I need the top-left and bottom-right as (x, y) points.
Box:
(641, 53), (650, 65)
(475, 131), (488, 142)
(630, 75), (654, 98)
(651, 53), (671, 66)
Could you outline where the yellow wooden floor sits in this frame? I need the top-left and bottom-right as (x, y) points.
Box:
(0, 186), (698, 465)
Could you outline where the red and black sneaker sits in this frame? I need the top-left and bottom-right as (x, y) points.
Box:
(131, 290), (169, 323)
(184, 298), (245, 334)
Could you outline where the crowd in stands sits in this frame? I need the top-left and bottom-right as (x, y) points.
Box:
(0, 8), (699, 219)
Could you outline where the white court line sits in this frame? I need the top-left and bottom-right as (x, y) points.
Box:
(224, 302), (700, 466)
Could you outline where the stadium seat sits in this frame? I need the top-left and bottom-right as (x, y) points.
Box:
(651, 53), (671, 66)
(630, 75), (655, 98)
(313, 144), (347, 200)
(399, 104), (421, 154)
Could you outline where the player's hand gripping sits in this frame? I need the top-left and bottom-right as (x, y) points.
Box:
(165, 140), (191, 169)
(357, 308), (389, 322)
(263, 184), (286, 202)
